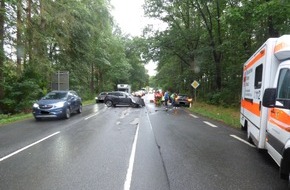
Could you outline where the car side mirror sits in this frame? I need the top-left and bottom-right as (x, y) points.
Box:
(262, 88), (276, 108)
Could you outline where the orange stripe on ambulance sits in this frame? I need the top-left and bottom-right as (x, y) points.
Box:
(240, 35), (290, 181)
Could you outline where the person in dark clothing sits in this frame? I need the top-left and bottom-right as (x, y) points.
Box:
(164, 90), (170, 107)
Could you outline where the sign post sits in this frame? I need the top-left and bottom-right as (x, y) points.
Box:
(191, 80), (200, 102)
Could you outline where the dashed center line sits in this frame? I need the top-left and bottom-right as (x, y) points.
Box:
(203, 121), (218, 128)
(124, 124), (139, 190)
(189, 114), (199, 118)
(230, 135), (256, 148)
(85, 112), (100, 120)
(188, 113), (255, 148)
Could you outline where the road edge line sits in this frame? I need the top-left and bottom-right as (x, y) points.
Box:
(0, 131), (60, 162)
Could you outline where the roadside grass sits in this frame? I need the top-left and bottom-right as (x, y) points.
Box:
(0, 113), (32, 126)
(188, 101), (240, 129)
(0, 99), (95, 126)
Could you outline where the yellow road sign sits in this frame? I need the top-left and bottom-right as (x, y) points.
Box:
(191, 80), (200, 89)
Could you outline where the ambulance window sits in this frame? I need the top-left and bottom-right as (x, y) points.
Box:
(277, 69), (290, 99)
(254, 64), (263, 89)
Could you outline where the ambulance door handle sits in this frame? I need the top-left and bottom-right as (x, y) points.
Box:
(259, 101), (261, 111)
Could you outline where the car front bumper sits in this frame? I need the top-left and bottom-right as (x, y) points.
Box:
(175, 101), (190, 106)
(32, 107), (66, 118)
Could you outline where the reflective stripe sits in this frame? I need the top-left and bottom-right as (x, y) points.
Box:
(241, 99), (260, 117)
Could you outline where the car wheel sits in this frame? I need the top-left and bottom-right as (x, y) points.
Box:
(131, 103), (138, 108)
(35, 117), (41, 121)
(105, 100), (113, 107)
(65, 107), (71, 119)
(77, 105), (82, 114)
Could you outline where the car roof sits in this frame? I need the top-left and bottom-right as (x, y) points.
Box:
(111, 91), (127, 93)
(108, 91), (129, 94)
(50, 90), (69, 93)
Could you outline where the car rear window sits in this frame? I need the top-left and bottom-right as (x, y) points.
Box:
(44, 92), (68, 99)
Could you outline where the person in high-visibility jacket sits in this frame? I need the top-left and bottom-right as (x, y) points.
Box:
(154, 91), (162, 106)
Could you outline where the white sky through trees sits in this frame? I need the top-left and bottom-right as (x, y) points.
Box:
(110, 0), (165, 76)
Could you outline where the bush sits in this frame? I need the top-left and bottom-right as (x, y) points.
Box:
(204, 89), (239, 108)
(1, 79), (41, 114)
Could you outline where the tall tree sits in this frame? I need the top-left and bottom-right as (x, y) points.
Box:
(16, 0), (22, 73)
(0, 0), (5, 106)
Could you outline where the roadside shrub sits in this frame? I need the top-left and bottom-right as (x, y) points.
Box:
(204, 89), (239, 108)
(1, 79), (41, 114)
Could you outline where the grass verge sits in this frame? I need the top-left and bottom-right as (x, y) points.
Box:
(188, 101), (240, 129)
(0, 113), (32, 126)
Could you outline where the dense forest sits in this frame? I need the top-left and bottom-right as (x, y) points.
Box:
(143, 0), (290, 107)
(0, 0), (289, 114)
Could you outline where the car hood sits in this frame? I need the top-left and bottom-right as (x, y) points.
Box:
(37, 99), (66, 105)
(132, 97), (145, 106)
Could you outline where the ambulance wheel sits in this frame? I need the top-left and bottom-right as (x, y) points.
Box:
(241, 121), (247, 131)
(280, 150), (290, 180)
(247, 132), (254, 145)
(280, 172), (288, 180)
(288, 175), (290, 188)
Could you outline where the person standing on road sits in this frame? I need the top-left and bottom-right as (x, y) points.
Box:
(164, 90), (170, 107)
(171, 92), (177, 109)
(154, 91), (162, 106)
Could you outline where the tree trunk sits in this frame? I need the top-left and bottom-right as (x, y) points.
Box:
(16, 0), (22, 73)
(27, 0), (32, 62)
(0, 0), (5, 104)
(214, 0), (222, 90)
(90, 63), (94, 94)
(268, 15), (279, 37)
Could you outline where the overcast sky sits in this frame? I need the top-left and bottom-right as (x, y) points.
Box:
(110, 0), (164, 76)
(110, 0), (145, 36)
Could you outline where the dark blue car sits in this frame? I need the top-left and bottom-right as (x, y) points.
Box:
(32, 90), (82, 121)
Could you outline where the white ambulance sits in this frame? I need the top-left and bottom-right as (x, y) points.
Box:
(240, 35), (290, 180)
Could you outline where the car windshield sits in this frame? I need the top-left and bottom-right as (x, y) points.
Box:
(43, 92), (68, 100)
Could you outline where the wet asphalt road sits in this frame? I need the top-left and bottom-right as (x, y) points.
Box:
(0, 94), (289, 190)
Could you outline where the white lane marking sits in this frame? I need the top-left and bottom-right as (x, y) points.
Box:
(145, 107), (153, 130)
(230, 135), (256, 148)
(148, 115), (153, 131)
(190, 114), (199, 118)
(124, 124), (139, 190)
(203, 121), (218, 128)
(130, 118), (139, 125)
(85, 112), (100, 120)
(85, 106), (108, 120)
(120, 108), (131, 119)
(0, 131), (60, 162)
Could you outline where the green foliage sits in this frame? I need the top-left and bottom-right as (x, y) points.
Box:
(1, 78), (41, 114)
(2, 0), (290, 114)
(203, 89), (239, 108)
(143, 0), (290, 108)
(189, 101), (240, 128)
(0, 0), (149, 113)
